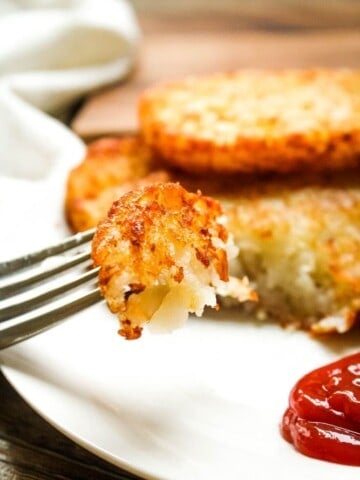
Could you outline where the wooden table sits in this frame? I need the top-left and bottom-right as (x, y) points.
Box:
(1, 2), (359, 479)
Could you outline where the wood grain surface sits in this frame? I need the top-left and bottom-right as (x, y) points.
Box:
(1, 2), (360, 479)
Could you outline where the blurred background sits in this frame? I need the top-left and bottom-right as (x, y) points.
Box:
(132, 0), (360, 30)
(72, 0), (360, 139)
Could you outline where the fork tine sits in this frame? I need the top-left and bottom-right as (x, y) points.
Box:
(0, 287), (103, 350)
(0, 267), (100, 322)
(0, 228), (103, 349)
(0, 250), (91, 298)
(0, 228), (95, 275)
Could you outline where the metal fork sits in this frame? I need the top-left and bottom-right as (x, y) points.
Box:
(0, 229), (103, 350)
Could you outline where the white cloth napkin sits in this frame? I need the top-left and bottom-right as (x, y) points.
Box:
(0, 0), (140, 259)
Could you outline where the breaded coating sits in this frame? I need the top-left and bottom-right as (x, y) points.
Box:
(139, 69), (360, 174)
(65, 137), (157, 231)
(91, 182), (254, 339)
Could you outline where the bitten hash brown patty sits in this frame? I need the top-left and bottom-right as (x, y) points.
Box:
(66, 136), (360, 334)
(139, 69), (360, 174)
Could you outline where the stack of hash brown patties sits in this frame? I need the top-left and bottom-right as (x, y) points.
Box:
(66, 69), (360, 334)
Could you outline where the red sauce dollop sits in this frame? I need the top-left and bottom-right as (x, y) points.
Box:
(281, 352), (360, 466)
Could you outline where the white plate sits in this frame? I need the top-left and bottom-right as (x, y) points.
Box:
(1, 153), (359, 480)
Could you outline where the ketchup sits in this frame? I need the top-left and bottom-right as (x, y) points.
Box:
(281, 352), (360, 466)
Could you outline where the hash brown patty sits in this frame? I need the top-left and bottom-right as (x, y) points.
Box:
(65, 136), (360, 334)
(139, 69), (360, 174)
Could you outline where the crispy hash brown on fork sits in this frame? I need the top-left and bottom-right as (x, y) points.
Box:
(67, 136), (360, 335)
(139, 69), (360, 174)
(91, 182), (255, 339)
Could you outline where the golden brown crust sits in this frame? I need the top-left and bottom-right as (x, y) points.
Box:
(65, 137), (158, 231)
(139, 69), (360, 174)
(91, 182), (230, 339)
